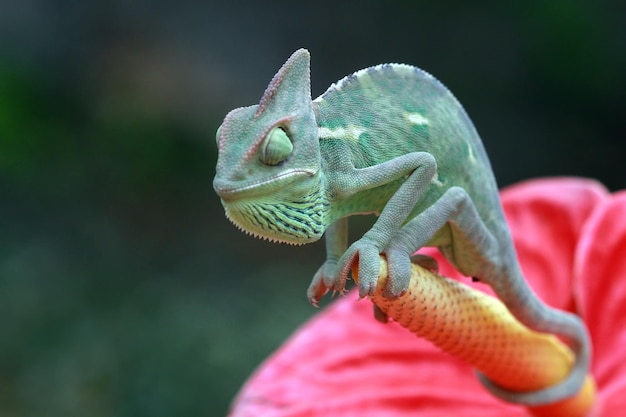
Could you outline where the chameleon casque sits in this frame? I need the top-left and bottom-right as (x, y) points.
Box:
(213, 49), (590, 406)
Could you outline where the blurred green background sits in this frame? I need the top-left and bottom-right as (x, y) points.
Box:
(1, 1), (624, 416)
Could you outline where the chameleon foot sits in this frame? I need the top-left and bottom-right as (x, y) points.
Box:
(336, 238), (382, 299)
(307, 260), (341, 306)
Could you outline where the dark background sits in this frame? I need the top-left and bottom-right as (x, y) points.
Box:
(1, 1), (624, 416)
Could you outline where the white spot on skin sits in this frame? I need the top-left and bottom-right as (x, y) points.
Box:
(467, 143), (477, 164)
(318, 125), (367, 141)
(404, 112), (429, 126)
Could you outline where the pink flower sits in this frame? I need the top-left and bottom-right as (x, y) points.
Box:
(229, 178), (626, 417)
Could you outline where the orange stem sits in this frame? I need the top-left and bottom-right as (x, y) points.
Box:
(352, 256), (595, 417)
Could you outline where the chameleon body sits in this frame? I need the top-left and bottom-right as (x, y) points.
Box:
(213, 49), (590, 406)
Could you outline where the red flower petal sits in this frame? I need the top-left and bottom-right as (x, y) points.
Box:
(574, 191), (626, 415)
(230, 293), (526, 416)
(500, 177), (608, 311)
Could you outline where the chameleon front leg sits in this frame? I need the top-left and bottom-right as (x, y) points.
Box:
(317, 152), (437, 302)
(383, 186), (590, 405)
(307, 217), (348, 305)
(307, 216), (408, 323)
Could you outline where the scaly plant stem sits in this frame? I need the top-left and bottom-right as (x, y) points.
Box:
(352, 256), (595, 417)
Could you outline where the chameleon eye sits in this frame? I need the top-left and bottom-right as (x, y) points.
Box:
(260, 127), (293, 166)
(215, 124), (222, 144)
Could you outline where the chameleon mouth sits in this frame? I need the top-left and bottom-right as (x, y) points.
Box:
(213, 169), (317, 200)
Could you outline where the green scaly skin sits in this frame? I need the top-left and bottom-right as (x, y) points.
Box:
(213, 49), (590, 406)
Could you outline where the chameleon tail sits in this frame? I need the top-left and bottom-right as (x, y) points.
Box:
(358, 256), (595, 416)
(478, 257), (591, 406)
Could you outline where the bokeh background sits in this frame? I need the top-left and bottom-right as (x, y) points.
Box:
(1, 1), (625, 416)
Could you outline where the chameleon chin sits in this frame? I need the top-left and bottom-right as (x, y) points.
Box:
(213, 48), (591, 407)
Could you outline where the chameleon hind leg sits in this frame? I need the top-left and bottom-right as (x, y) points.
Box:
(383, 186), (589, 406)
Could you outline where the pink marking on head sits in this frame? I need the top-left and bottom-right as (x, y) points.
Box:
(255, 75), (283, 118)
(217, 106), (246, 151)
(255, 49), (310, 118)
(255, 72), (285, 118)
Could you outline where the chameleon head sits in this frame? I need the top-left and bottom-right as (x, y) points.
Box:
(213, 49), (329, 245)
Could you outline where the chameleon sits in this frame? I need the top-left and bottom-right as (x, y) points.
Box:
(213, 48), (590, 406)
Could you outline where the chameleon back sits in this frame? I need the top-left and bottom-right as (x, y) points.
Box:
(313, 64), (507, 237)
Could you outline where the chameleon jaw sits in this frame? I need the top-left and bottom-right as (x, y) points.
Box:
(218, 171), (329, 246)
(213, 168), (317, 200)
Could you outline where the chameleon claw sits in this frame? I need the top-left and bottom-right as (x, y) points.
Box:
(331, 288), (347, 298)
(381, 247), (413, 299)
(306, 277), (329, 307)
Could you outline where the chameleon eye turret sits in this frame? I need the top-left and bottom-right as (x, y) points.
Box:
(260, 127), (293, 166)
